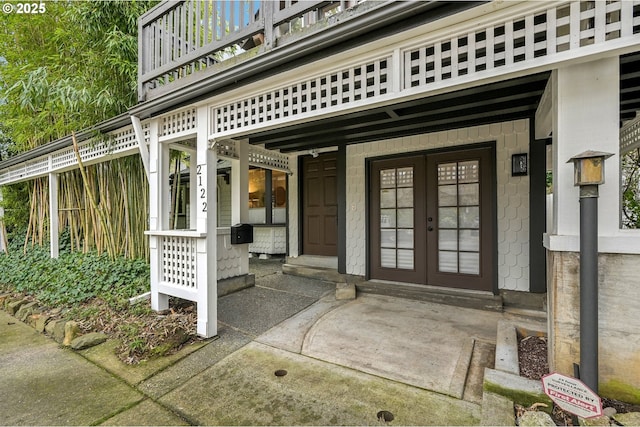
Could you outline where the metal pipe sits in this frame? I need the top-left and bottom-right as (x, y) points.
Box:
(579, 184), (599, 392)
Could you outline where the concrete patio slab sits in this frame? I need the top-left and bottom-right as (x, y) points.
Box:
(158, 341), (481, 426)
(301, 293), (503, 398)
(217, 285), (318, 336)
(256, 295), (347, 353)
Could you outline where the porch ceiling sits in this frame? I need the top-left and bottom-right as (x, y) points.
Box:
(250, 52), (640, 153)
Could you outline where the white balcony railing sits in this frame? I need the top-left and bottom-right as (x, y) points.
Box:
(138, 0), (370, 101)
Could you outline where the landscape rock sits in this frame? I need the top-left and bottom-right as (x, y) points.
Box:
(44, 318), (60, 335)
(518, 411), (556, 426)
(70, 332), (108, 350)
(579, 415), (612, 426)
(613, 412), (640, 426)
(603, 407), (617, 417)
(7, 298), (28, 315)
(63, 321), (80, 346)
(0, 293), (11, 306)
(16, 301), (38, 321)
(33, 314), (51, 333)
(51, 320), (68, 343)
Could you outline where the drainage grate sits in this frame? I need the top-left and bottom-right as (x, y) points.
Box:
(274, 369), (288, 377)
(377, 410), (394, 423)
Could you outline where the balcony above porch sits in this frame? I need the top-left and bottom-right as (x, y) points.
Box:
(137, 0), (475, 105)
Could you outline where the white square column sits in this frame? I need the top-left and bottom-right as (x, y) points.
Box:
(0, 187), (6, 253)
(550, 57), (620, 243)
(48, 172), (59, 258)
(196, 106), (217, 338)
(231, 140), (249, 275)
(148, 119), (169, 311)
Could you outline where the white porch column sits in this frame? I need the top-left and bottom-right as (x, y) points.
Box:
(0, 187), (6, 253)
(545, 57), (634, 380)
(188, 149), (197, 229)
(231, 140), (249, 274)
(551, 57), (620, 242)
(148, 119), (169, 311)
(196, 106), (217, 337)
(49, 172), (59, 259)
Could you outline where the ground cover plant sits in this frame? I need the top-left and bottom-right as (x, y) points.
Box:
(0, 239), (198, 363)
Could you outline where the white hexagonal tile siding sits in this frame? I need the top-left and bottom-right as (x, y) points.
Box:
(344, 120), (530, 291)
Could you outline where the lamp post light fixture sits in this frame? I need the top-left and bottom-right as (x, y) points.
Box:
(566, 150), (613, 394)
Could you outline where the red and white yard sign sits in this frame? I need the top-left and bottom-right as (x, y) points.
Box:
(542, 372), (603, 419)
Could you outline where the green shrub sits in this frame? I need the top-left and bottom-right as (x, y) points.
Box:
(0, 246), (149, 306)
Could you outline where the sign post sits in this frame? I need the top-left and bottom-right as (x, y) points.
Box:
(542, 372), (603, 419)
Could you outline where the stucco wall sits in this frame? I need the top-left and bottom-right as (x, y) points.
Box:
(547, 251), (640, 403)
(345, 120), (531, 291)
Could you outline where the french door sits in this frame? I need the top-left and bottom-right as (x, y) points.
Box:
(369, 146), (495, 292)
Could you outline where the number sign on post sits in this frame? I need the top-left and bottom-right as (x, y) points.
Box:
(197, 164), (207, 213)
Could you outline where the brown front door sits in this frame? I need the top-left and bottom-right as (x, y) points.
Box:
(302, 152), (338, 256)
(369, 146), (495, 292)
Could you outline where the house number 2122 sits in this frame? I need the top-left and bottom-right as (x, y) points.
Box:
(196, 164), (207, 212)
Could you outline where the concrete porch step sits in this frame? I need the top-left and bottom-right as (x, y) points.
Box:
(282, 263), (348, 283)
(282, 262), (503, 312)
(357, 281), (504, 312)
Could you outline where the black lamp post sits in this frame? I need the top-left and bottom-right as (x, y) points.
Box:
(567, 150), (613, 393)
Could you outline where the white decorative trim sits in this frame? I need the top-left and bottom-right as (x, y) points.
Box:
(212, 138), (290, 173)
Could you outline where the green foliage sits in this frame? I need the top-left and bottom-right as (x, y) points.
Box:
(0, 1), (158, 151)
(622, 149), (640, 229)
(0, 245), (150, 306)
(0, 1), (156, 257)
(545, 171), (553, 194)
(0, 183), (30, 233)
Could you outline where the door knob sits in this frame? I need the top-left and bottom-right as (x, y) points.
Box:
(428, 226), (434, 231)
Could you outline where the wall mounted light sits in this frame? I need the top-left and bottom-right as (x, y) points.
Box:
(511, 153), (528, 176)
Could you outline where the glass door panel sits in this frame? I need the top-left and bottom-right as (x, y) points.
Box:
(436, 160), (480, 275)
(427, 147), (494, 292)
(378, 167), (415, 270)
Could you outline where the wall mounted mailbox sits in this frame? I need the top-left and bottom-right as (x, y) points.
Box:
(231, 223), (253, 244)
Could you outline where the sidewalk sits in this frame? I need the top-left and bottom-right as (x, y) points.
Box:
(0, 259), (523, 425)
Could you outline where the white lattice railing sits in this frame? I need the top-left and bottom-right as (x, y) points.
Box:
(160, 107), (198, 138)
(404, 1), (638, 88)
(621, 114), (640, 154)
(210, 0), (640, 140)
(161, 234), (198, 290)
(0, 123), (151, 186)
(213, 138), (290, 172)
(154, 228), (246, 302)
(212, 56), (391, 134)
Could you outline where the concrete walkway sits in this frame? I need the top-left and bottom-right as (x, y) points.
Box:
(0, 259), (536, 425)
